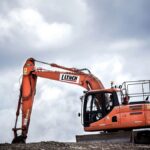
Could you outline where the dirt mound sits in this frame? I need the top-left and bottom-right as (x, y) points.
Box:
(0, 141), (150, 150)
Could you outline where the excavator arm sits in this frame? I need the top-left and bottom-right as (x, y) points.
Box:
(12, 58), (104, 143)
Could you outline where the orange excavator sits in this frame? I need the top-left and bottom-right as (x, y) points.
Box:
(12, 58), (150, 144)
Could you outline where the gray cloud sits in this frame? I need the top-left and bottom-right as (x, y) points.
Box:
(86, 0), (150, 40)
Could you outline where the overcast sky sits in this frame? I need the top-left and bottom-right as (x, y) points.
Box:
(0, 0), (150, 143)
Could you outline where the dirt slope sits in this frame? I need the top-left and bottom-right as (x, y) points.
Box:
(0, 141), (150, 150)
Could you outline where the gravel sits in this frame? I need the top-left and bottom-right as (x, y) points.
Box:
(1, 141), (150, 150)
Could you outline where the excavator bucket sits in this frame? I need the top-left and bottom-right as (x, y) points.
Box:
(12, 135), (26, 144)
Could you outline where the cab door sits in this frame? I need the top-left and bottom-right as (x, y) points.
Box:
(83, 94), (104, 127)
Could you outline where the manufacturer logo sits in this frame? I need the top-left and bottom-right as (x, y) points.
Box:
(60, 74), (80, 83)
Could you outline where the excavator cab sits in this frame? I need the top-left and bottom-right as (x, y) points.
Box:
(82, 80), (150, 129)
(82, 89), (120, 127)
(79, 80), (150, 144)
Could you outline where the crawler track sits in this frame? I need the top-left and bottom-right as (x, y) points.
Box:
(76, 131), (131, 143)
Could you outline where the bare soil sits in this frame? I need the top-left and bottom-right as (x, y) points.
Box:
(0, 141), (150, 150)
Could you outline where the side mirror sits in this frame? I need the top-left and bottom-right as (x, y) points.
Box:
(78, 113), (81, 117)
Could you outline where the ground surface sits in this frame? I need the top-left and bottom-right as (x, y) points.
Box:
(0, 141), (150, 150)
